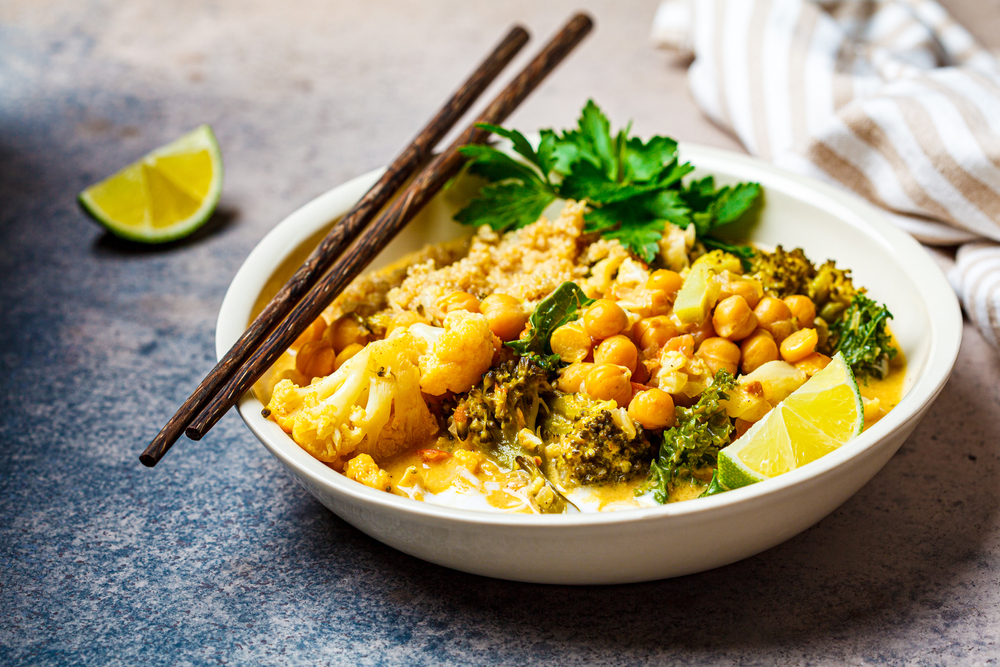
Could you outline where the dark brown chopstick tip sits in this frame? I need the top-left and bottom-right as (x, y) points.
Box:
(138, 23), (532, 466)
(570, 12), (594, 30)
(183, 12), (597, 441)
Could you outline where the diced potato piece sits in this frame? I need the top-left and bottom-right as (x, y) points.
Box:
(739, 360), (808, 404)
(721, 381), (772, 422)
(673, 252), (743, 325)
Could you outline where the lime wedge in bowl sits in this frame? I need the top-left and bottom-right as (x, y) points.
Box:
(719, 352), (863, 490)
(78, 125), (223, 243)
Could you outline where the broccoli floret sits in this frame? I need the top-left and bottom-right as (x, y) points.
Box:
(824, 293), (896, 380)
(750, 246), (861, 323)
(641, 370), (736, 503)
(542, 394), (654, 486)
(749, 246), (815, 298)
(450, 356), (556, 467)
(807, 260), (859, 322)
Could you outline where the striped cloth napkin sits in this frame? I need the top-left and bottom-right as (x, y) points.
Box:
(652, 0), (1000, 353)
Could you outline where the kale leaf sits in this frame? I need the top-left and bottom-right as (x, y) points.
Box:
(506, 282), (594, 369)
(698, 469), (729, 498)
(454, 100), (761, 263)
(827, 293), (897, 380)
(642, 370), (737, 504)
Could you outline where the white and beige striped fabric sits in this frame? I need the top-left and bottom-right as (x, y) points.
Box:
(653, 0), (1000, 353)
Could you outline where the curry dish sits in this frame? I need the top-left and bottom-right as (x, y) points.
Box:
(258, 200), (905, 513)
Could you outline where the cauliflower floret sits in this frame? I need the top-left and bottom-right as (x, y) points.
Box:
(658, 222), (696, 272)
(408, 311), (496, 396)
(579, 239), (631, 298)
(267, 309), (497, 463)
(267, 330), (437, 464)
(344, 454), (392, 492)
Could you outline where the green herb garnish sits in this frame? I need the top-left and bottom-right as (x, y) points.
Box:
(455, 100), (761, 263)
(506, 281), (594, 369)
(827, 293), (896, 380)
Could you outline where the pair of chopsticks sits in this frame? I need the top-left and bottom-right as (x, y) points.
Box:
(141, 13), (594, 467)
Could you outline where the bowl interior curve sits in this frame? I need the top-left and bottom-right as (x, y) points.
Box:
(216, 144), (961, 532)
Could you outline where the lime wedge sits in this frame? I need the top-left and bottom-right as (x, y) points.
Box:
(78, 125), (223, 243)
(718, 352), (863, 489)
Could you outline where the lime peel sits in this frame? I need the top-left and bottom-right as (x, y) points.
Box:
(78, 125), (223, 243)
(718, 352), (863, 490)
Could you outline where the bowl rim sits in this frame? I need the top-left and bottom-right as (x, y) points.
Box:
(219, 142), (963, 528)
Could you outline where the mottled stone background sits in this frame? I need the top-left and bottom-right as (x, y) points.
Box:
(2, 1), (1000, 665)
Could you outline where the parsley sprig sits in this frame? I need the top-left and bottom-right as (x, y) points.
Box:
(455, 100), (761, 263)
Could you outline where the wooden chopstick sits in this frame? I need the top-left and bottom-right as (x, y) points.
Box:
(184, 13), (594, 441)
(140, 25), (530, 467)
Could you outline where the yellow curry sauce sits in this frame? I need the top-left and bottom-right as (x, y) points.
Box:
(377, 350), (904, 513)
(258, 203), (909, 514)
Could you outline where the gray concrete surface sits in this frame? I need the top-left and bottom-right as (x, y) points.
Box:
(2, 1), (999, 664)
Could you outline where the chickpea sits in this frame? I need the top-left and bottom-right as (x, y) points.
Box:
(672, 393), (697, 409)
(550, 323), (593, 364)
(690, 318), (717, 348)
(739, 329), (778, 374)
(272, 367), (310, 388)
(325, 316), (370, 354)
(292, 316), (328, 350)
(794, 352), (832, 376)
(584, 363), (633, 406)
(724, 279), (763, 309)
(780, 328), (819, 363)
(646, 269), (683, 297)
(754, 297), (797, 343)
(296, 340), (336, 378)
(334, 342), (364, 370)
(768, 319), (798, 344)
(633, 316), (678, 352)
(556, 362), (594, 393)
(436, 291), (481, 317)
(664, 333), (695, 358)
(754, 296), (792, 326)
(632, 360), (650, 385)
(628, 388), (676, 430)
(584, 299), (629, 339)
(783, 295), (816, 328)
(480, 293), (527, 342)
(712, 295), (758, 342)
(696, 337), (741, 377)
(594, 335), (638, 373)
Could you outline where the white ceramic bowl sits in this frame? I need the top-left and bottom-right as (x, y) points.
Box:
(218, 144), (962, 584)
